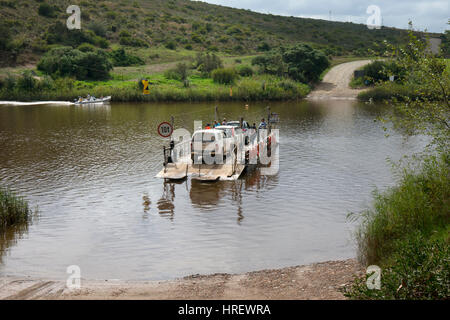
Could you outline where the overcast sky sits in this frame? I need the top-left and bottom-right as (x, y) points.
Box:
(198, 0), (449, 33)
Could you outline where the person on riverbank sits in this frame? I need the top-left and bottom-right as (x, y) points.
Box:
(222, 118), (227, 125)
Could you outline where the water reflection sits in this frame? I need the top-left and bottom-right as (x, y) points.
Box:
(157, 181), (176, 219)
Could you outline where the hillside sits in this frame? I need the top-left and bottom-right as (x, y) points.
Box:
(0, 0), (439, 67)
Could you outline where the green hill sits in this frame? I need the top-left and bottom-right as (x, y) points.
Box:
(1, 0), (441, 66)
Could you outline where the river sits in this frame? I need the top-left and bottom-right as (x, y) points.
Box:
(0, 100), (424, 280)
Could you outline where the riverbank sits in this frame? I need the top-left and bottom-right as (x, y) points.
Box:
(0, 56), (379, 103)
(0, 74), (310, 103)
(0, 259), (362, 300)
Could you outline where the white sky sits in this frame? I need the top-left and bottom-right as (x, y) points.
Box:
(197, 0), (449, 33)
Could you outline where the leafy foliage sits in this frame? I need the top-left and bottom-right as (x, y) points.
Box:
(252, 44), (329, 83)
(109, 48), (144, 67)
(211, 68), (238, 85)
(344, 234), (449, 300)
(37, 47), (113, 80)
(195, 52), (223, 76)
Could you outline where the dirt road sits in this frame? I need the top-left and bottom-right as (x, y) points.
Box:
(0, 259), (362, 300)
(307, 60), (372, 100)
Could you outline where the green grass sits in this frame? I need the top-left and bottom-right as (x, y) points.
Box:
(0, 73), (310, 102)
(344, 155), (449, 299)
(351, 155), (449, 266)
(0, 188), (32, 232)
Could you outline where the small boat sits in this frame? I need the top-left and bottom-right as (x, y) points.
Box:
(74, 96), (111, 105)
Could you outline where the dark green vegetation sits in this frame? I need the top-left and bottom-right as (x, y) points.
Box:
(345, 29), (450, 300)
(0, 188), (32, 232)
(0, 0), (442, 66)
(37, 46), (113, 80)
(0, 44), (316, 102)
(252, 43), (329, 83)
(344, 232), (449, 299)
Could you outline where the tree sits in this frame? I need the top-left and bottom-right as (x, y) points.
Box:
(252, 43), (329, 83)
(383, 25), (449, 154)
(282, 43), (329, 82)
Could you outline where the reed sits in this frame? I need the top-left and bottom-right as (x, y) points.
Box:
(0, 187), (32, 232)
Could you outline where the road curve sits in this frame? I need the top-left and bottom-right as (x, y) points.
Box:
(307, 60), (372, 100)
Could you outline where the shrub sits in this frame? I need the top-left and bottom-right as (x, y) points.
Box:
(252, 43), (330, 83)
(258, 42), (271, 51)
(351, 155), (449, 266)
(77, 43), (96, 52)
(5, 73), (16, 90)
(238, 65), (253, 77)
(165, 41), (176, 50)
(0, 187), (32, 232)
(109, 48), (144, 66)
(37, 47), (113, 80)
(212, 68), (238, 85)
(362, 60), (405, 85)
(38, 3), (55, 18)
(344, 234), (449, 300)
(164, 62), (189, 81)
(17, 71), (37, 91)
(195, 52), (223, 76)
(45, 22), (109, 49)
(87, 21), (107, 37)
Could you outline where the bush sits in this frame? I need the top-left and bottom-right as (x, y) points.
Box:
(252, 43), (330, 83)
(17, 71), (37, 91)
(351, 155), (449, 266)
(195, 52), (223, 76)
(109, 48), (144, 67)
(87, 21), (107, 38)
(45, 22), (109, 49)
(362, 60), (406, 85)
(165, 41), (176, 50)
(344, 234), (449, 300)
(258, 42), (271, 51)
(238, 65), (253, 77)
(212, 68), (238, 85)
(164, 62), (189, 81)
(77, 43), (96, 52)
(38, 3), (55, 18)
(0, 187), (32, 232)
(37, 47), (113, 80)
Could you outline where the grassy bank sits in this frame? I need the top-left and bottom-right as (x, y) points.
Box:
(0, 188), (32, 232)
(345, 155), (449, 299)
(0, 73), (310, 102)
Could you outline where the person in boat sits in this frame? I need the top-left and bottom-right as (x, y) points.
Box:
(205, 124), (212, 129)
(258, 118), (267, 129)
(222, 118), (227, 125)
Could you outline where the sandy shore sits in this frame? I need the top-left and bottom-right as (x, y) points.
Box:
(0, 259), (363, 300)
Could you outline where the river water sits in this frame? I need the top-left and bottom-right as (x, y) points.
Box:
(0, 100), (423, 280)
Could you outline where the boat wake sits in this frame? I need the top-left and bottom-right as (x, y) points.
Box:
(0, 101), (74, 106)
